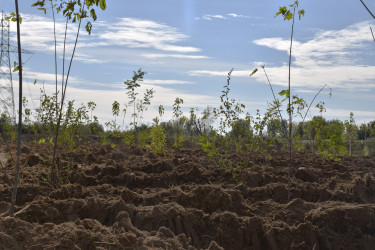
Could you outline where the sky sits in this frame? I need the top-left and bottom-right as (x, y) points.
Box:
(1, 0), (375, 127)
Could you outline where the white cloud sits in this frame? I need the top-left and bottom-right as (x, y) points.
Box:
(10, 69), (215, 123)
(201, 14), (227, 21)
(142, 79), (195, 85)
(188, 69), (251, 77)
(141, 53), (209, 59)
(190, 21), (375, 90)
(196, 13), (260, 21)
(254, 21), (374, 67)
(98, 17), (201, 53)
(9, 15), (205, 64)
(321, 108), (375, 118)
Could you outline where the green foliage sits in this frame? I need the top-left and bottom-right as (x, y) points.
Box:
(229, 117), (251, 139)
(173, 132), (185, 148)
(214, 69), (246, 135)
(364, 145), (370, 156)
(344, 112), (358, 155)
(293, 134), (305, 152)
(122, 131), (136, 146)
(59, 100), (90, 149)
(275, 1), (305, 21)
(148, 125), (167, 155)
(5, 12), (22, 23)
(173, 98), (184, 118)
(124, 69), (154, 134)
(158, 105), (165, 121)
(198, 135), (217, 158)
(32, 0), (107, 34)
(316, 120), (347, 160)
(172, 98), (185, 148)
(138, 128), (150, 147)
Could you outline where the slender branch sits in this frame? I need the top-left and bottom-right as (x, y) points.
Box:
(287, 7), (296, 202)
(62, 16), (68, 97)
(302, 84), (328, 124)
(10, 0), (23, 217)
(360, 0), (375, 19)
(371, 27), (375, 43)
(291, 84), (328, 139)
(262, 67), (287, 136)
(51, 1), (58, 118)
(51, 6), (83, 182)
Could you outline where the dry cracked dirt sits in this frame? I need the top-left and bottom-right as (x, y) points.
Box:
(0, 142), (375, 249)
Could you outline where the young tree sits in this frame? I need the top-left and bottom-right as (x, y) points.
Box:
(172, 97), (185, 148)
(32, 0), (107, 183)
(124, 69), (146, 132)
(344, 112), (358, 155)
(10, 0), (24, 217)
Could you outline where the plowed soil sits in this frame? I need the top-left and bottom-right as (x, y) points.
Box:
(1, 142), (375, 249)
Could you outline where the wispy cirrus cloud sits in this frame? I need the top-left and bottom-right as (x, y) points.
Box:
(254, 21), (374, 67)
(142, 79), (195, 85)
(189, 21), (375, 90)
(141, 53), (209, 59)
(195, 13), (260, 21)
(98, 17), (201, 53)
(10, 15), (207, 64)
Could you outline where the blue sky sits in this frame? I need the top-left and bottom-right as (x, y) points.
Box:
(1, 0), (375, 126)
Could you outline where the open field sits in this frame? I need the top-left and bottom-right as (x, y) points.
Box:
(1, 142), (375, 249)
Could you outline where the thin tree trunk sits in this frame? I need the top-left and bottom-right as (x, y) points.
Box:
(10, 0), (23, 217)
(51, 7), (83, 183)
(287, 8), (296, 202)
(51, 1), (58, 117)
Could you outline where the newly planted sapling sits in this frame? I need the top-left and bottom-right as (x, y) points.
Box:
(124, 69), (154, 144)
(121, 104), (128, 130)
(214, 69), (246, 136)
(159, 105), (165, 123)
(32, 0), (107, 183)
(317, 120), (347, 161)
(87, 101), (96, 122)
(148, 125), (167, 155)
(344, 112), (358, 156)
(137, 89), (155, 124)
(125, 69), (145, 132)
(172, 97), (185, 148)
(111, 101), (120, 130)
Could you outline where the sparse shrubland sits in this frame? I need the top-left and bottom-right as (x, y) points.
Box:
(2, 1), (375, 249)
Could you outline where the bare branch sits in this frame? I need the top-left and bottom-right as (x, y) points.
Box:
(360, 0), (375, 19)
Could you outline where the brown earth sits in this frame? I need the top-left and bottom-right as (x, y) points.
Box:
(0, 142), (375, 249)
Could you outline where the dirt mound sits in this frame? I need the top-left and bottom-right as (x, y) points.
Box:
(1, 143), (375, 249)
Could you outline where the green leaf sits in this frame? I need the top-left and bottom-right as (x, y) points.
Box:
(278, 89), (290, 98)
(33, 79), (37, 85)
(38, 7), (47, 14)
(86, 0), (93, 8)
(90, 9), (97, 21)
(250, 68), (258, 77)
(298, 9), (305, 20)
(85, 21), (93, 35)
(285, 12), (293, 21)
(99, 0), (106, 10)
(275, 6), (287, 17)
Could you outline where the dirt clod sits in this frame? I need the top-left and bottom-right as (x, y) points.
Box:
(1, 143), (375, 249)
